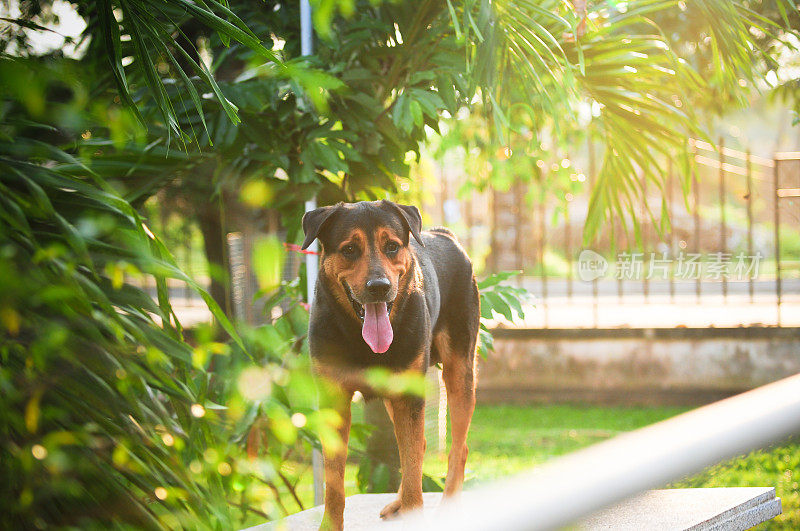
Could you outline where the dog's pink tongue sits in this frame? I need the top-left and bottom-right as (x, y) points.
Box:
(362, 302), (393, 353)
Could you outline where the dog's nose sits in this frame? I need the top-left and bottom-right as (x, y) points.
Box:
(366, 277), (391, 298)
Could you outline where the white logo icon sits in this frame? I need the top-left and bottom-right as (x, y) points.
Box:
(578, 250), (609, 281)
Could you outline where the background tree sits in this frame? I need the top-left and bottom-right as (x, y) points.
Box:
(422, 0), (798, 242)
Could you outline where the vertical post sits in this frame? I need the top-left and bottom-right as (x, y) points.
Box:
(515, 179), (524, 286)
(307, 195), (323, 507)
(641, 173), (649, 302)
(667, 156), (675, 302)
(490, 189), (498, 273)
(300, 0), (324, 507)
(746, 150), (754, 303)
(692, 145), (701, 303)
(465, 188), (474, 257)
(228, 233), (246, 322)
(588, 138), (598, 327)
(617, 216), (624, 302)
(538, 181), (548, 328)
(440, 164), (447, 225)
(773, 157), (781, 327)
(719, 137), (727, 299)
(300, 0), (313, 56)
(565, 193), (572, 299)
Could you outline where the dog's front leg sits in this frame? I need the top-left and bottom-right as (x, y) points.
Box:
(389, 395), (426, 514)
(320, 390), (353, 531)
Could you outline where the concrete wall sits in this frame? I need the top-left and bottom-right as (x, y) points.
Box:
(478, 328), (800, 406)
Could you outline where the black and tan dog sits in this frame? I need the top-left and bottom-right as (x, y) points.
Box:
(301, 200), (479, 529)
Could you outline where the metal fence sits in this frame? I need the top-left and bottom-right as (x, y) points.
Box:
(145, 140), (799, 329)
(432, 140), (800, 328)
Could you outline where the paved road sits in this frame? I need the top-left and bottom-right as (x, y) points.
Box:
(521, 278), (800, 298)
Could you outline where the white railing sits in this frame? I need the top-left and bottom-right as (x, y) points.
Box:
(405, 373), (800, 530)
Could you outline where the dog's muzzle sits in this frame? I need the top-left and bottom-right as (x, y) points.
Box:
(342, 280), (394, 321)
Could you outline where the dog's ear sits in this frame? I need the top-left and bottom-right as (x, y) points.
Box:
(301, 205), (338, 250)
(382, 200), (424, 247)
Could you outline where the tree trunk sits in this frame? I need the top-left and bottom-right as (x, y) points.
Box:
(197, 198), (230, 315)
(363, 398), (401, 492)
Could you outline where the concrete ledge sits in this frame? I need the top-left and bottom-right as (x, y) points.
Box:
(247, 487), (780, 530)
(580, 487), (781, 530)
(476, 385), (748, 407)
(480, 327), (800, 407)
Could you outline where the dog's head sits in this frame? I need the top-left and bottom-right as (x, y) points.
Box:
(301, 200), (423, 353)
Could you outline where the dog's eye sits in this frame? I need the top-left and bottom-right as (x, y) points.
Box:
(341, 244), (357, 258)
(384, 241), (400, 256)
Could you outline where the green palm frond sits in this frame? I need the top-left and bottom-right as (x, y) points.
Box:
(0, 56), (329, 528)
(482, 0), (797, 243)
(84, 0), (284, 141)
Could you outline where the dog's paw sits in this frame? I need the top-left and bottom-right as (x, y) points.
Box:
(379, 498), (401, 519)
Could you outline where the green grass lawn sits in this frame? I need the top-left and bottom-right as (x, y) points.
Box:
(292, 403), (798, 529)
(426, 404), (687, 485)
